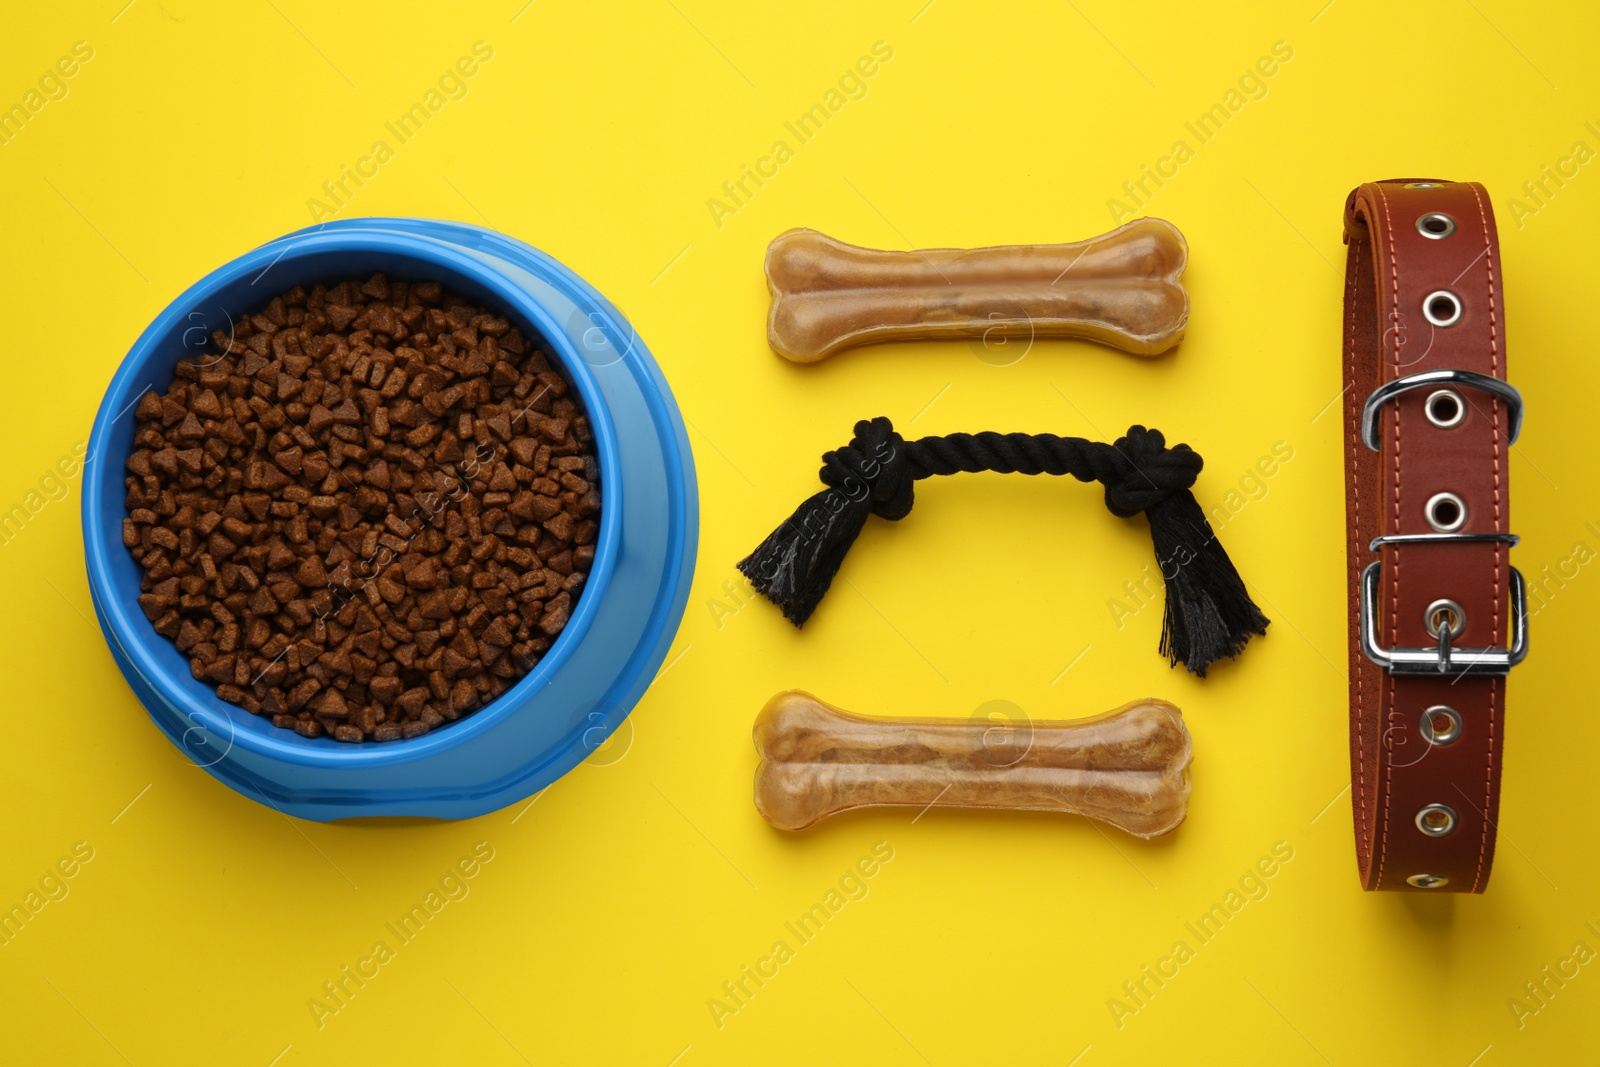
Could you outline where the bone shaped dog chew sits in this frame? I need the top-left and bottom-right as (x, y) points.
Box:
(764, 218), (1189, 362)
(752, 691), (1191, 838)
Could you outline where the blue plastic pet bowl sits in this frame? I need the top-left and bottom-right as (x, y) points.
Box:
(83, 218), (697, 821)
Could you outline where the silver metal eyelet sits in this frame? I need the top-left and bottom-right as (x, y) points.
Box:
(1420, 705), (1462, 745)
(1423, 598), (1466, 640)
(1416, 212), (1457, 239)
(1425, 491), (1467, 533)
(1404, 182), (1445, 189)
(1406, 873), (1450, 888)
(1424, 388), (1465, 429)
(1422, 290), (1463, 327)
(1415, 804), (1458, 837)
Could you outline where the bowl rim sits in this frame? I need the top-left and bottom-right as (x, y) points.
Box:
(83, 225), (625, 768)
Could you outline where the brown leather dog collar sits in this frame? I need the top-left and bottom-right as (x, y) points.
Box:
(1340, 179), (1527, 892)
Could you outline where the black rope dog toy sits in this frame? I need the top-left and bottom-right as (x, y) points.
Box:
(737, 418), (1269, 676)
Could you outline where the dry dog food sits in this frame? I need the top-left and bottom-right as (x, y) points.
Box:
(123, 275), (600, 743)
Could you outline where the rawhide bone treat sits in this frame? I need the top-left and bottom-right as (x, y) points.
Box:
(124, 275), (599, 743)
(754, 691), (1192, 838)
(764, 218), (1188, 362)
(738, 418), (1267, 676)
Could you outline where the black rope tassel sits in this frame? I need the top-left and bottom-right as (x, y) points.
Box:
(736, 417), (1269, 676)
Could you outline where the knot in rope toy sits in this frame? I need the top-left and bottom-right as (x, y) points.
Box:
(738, 418), (1268, 676)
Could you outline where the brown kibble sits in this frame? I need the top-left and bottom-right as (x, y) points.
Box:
(150, 448), (180, 478)
(441, 647), (472, 677)
(307, 404), (335, 433)
(418, 590), (452, 620)
(541, 511), (573, 542)
(481, 618), (512, 647)
(317, 689), (349, 718)
(405, 557), (439, 590)
(287, 678), (321, 711)
(295, 555), (328, 587)
(538, 592), (571, 636)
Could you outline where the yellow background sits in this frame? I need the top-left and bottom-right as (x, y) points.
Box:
(3, 1), (1598, 1063)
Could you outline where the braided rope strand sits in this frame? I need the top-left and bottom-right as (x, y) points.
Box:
(906, 432), (1107, 480)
